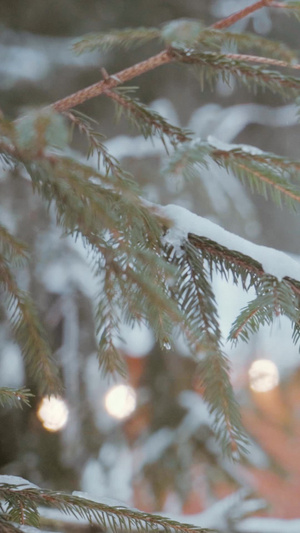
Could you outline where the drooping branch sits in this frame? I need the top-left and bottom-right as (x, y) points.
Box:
(188, 233), (300, 300)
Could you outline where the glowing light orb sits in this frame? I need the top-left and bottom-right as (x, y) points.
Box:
(37, 395), (69, 432)
(104, 384), (136, 419)
(249, 359), (279, 393)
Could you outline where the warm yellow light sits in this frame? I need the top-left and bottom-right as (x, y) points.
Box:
(104, 384), (136, 419)
(37, 395), (69, 432)
(249, 359), (279, 393)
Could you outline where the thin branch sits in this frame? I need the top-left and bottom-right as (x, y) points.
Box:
(49, 0), (279, 113)
(223, 52), (300, 71)
(231, 307), (260, 339)
(228, 159), (300, 203)
(188, 233), (300, 302)
(51, 49), (173, 112)
(212, 0), (274, 30)
(271, 2), (298, 7)
(103, 88), (190, 143)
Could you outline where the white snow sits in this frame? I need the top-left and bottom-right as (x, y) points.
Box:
(158, 203), (300, 282)
(72, 491), (130, 508)
(207, 135), (264, 156)
(114, 322), (155, 357)
(0, 342), (24, 387)
(237, 517), (300, 533)
(163, 489), (250, 530)
(139, 428), (175, 467)
(0, 475), (39, 489)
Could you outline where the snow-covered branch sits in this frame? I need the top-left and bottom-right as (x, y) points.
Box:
(157, 203), (300, 283)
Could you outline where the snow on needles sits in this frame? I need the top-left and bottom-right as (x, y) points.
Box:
(159, 204), (300, 282)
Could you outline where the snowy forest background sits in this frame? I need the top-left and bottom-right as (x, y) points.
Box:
(1, 0), (300, 531)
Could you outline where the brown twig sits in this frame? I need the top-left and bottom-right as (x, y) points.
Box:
(49, 0), (279, 113)
(271, 2), (295, 7)
(223, 53), (300, 70)
(52, 49), (173, 112)
(212, 0), (274, 30)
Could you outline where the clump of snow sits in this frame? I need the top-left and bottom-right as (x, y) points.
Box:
(72, 491), (129, 508)
(164, 489), (249, 530)
(207, 135), (264, 156)
(0, 475), (39, 489)
(0, 343), (24, 387)
(114, 322), (154, 357)
(139, 428), (175, 467)
(178, 391), (212, 435)
(238, 517), (300, 533)
(158, 203), (300, 282)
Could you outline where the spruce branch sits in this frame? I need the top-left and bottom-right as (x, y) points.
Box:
(164, 139), (300, 211)
(172, 49), (300, 96)
(104, 87), (190, 146)
(188, 234), (264, 289)
(212, 0), (274, 30)
(210, 149), (300, 210)
(271, 1), (300, 18)
(0, 483), (214, 533)
(62, 109), (138, 184)
(0, 255), (61, 395)
(197, 29), (298, 62)
(0, 387), (33, 409)
(0, 225), (28, 266)
(188, 233), (300, 309)
(0, 517), (24, 533)
(229, 279), (299, 343)
(45, 0), (293, 114)
(73, 27), (161, 55)
(216, 52), (300, 71)
(51, 49), (173, 112)
(167, 242), (248, 457)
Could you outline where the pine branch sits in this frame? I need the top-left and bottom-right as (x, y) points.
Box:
(104, 87), (190, 146)
(0, 483), (214, 533)
(229, 278), (299, 343)
(1, 120), (187, 379)
(164, 139), (300, 211)
(166, 242), (248, 457)
(172, 48), (300, 96)
(0, 255), (61, 394)
(43, 1), (291, 114)
(0, 225), (28, 266)
(62, 109), (139, 185)
(188, 233), (300, 309)
(73, 27), (161, 54)
(197, 29), (298, 62)
(212, 0), (274, 30)
(188, 234), (264, 289)
(95, 255), (128, 378)
(95, 240), (184, 374)
(272, 1), (300, 19)
(210, 148), (300, 211)
(0, 387), (33, 409)
(220, 52), (300, 71)
(0, 517), (24, 533)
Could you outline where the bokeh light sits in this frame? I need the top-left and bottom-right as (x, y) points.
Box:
(104, 384), (136, 419)
(249, 359), (279, 393)
(37, 395), (69, 432)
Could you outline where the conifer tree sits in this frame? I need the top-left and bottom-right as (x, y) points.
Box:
(1, 0), (300, 531)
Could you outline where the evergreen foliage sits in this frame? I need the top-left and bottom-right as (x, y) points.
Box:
(1, 1), (300, 530)
(0, 481), (213, 533)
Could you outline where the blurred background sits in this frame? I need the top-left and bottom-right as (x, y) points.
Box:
(1, 0), (300, 529)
